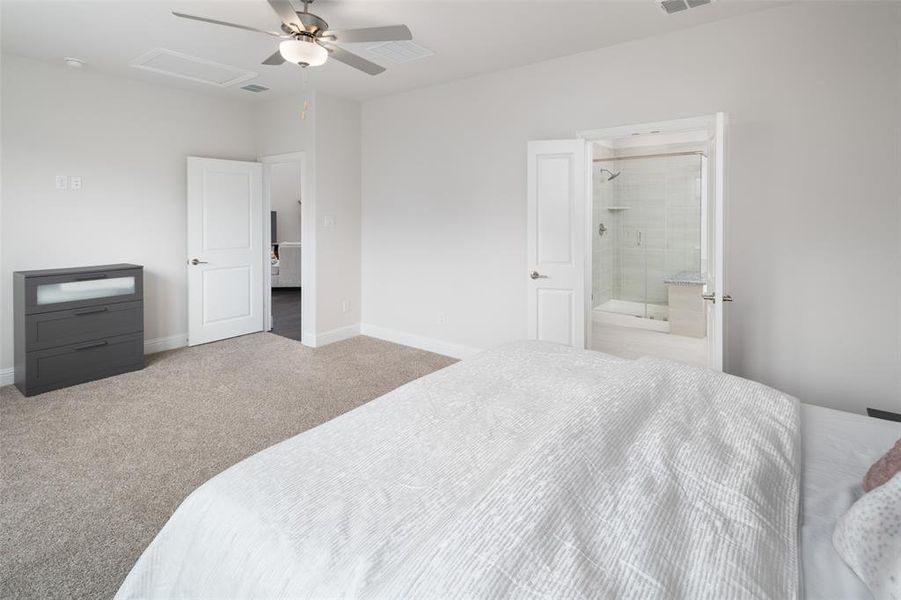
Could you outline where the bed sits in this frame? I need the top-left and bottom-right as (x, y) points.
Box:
(800, 403), (899, 599)
(116, 342), (898, 599)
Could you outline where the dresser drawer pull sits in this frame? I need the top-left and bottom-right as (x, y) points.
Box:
(73, 340), (109, 351)
(74, 274), (108, 281)
(73, 307), (110, 316)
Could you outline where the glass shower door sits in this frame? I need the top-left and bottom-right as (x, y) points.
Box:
(620, 155), (667, 322)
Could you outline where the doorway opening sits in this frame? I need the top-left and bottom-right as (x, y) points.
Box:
(262, 152), (307, 343)
(591, 148), (708, 365)
(581, 115), (725, 369)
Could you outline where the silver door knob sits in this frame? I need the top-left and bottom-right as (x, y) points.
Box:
(723, 294), (733, 302)
(189, 258), (209, 265)
(702, 292), (716, 303)
(530, 271), (548, 280)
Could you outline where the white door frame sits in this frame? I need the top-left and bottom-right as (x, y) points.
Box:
(577, 113), (727, 370)
(260, 152), (314, 346)
(712, 113), (727, 371)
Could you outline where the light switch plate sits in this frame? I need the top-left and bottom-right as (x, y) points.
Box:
(70, 176), (83, 190)
(55, 176), (68, 190)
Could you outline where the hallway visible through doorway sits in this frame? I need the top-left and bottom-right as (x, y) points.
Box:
(271, 288), (301, 341)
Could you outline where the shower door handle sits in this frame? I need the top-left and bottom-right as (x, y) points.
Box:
(530, 271), (548, 280)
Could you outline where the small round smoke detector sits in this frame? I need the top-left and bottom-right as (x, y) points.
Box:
(63, 57), (85, 68)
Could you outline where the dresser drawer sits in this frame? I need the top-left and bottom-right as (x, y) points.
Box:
(25, 301), (143, 351)
(23, 333), (144, 396)
(23, 267), (143, 315)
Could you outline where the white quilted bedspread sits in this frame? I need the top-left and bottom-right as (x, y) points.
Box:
(116, 341), (800, 599)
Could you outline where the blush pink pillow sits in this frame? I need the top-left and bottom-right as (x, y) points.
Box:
(863, 438), (901, 492)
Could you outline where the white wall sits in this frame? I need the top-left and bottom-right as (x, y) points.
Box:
(314, 94), (362, 335)
(361, 2), (901, 414)
(254, 93), (317, 343)
(256, 92), (361, 341)
(0, 55), (258, 368)
(0, 63), (362, 372)
(270, 162), (302, 243)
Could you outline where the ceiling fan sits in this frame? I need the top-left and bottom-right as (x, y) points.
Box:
(172, 0), (412, 76)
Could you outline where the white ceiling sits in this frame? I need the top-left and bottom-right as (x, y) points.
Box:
(1, 0), (782, 102)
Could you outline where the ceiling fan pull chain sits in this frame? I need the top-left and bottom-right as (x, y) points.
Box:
(300, 70), (311, 121)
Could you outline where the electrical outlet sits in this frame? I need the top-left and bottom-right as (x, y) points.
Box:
(70, 176), (83, 190)
(341, 299), (350, 313)
(437, 311), (447, 325)
(55, 176), (68, 190)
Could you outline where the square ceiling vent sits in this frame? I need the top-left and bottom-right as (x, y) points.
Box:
(129, 49), (258, 87)
(659, 0), (711, 14)
(366, 41), (433, 65)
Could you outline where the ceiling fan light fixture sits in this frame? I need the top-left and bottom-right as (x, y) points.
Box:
(279, 39), (328, 67)
(172, 3), (409, 76)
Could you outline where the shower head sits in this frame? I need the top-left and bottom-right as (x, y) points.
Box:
(598, 167), (621, 182)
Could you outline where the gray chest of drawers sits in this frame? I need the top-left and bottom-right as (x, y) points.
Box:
(14, 264), (145, 397)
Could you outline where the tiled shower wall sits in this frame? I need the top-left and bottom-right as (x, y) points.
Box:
(592, 154), (702, 308)
(592, 147), (616, 307)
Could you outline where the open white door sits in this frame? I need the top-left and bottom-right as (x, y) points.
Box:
(526, 140), (591, 348)
(187, 157), (264, 346)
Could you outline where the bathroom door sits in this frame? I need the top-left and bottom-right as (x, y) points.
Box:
(526, 140), (592, 348)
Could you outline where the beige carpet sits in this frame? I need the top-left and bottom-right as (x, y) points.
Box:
(0, 333), (456, 600)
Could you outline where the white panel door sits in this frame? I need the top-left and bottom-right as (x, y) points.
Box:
(526, 140), (590, 347)
(187, 157), (264, 346)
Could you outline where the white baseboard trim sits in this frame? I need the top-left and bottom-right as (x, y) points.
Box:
(360, 324), (483, 360)
(144, 334), (188, 355)
(304, 324), (361, 348)
(4, 325), (464, 385)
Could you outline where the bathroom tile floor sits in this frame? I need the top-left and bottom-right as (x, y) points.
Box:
(590, 321), (707, 367)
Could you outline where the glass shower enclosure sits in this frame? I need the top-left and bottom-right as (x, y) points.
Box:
(591, 152), (704, 330)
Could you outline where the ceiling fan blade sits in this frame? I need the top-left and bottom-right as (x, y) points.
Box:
(321, 43), (386, 76)
(322, 24), (412, 44)
(171, 12), (285, 38)
(262, 50), (286, 66)
(267, 0), (306, 32)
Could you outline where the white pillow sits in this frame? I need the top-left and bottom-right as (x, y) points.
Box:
(833, 472), (901, 600)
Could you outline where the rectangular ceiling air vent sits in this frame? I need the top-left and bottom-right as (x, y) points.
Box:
(660, 0), (711, 14)
(129, 49), (258, 87)
(366, 40), (434, 65)
(241, 84), (270, 93)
